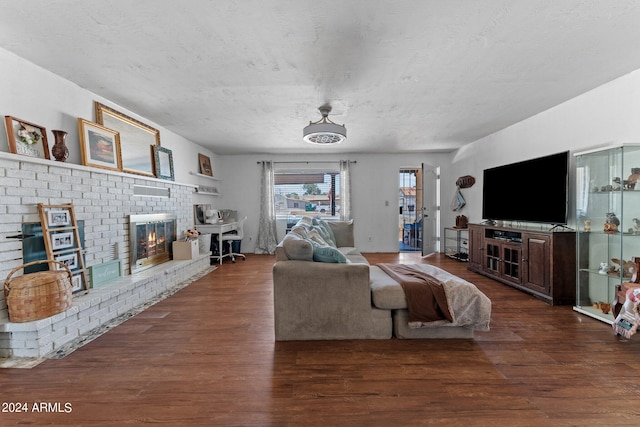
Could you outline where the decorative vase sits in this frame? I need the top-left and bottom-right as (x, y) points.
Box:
(51, 130), (69, 162)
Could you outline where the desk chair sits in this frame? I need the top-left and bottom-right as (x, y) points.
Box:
(221, 216), (247, 263)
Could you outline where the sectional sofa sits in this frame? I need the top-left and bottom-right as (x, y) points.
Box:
(272, 217), (491, 340)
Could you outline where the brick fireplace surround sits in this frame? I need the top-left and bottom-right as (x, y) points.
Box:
(0, 152), (211, 359)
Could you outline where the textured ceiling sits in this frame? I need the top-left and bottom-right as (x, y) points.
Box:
(2, 1), (640, 155)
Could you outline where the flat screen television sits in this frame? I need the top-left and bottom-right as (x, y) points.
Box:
(482, 151), (569, 225)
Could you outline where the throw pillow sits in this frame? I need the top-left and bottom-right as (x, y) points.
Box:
(316, 220), (337, 247)
(307, 228), (329, 246)
(289, 225), (308, 239)
(282, 236), (314, 261)
(309, 240), (348, 263)
(327, 220), (354, 247)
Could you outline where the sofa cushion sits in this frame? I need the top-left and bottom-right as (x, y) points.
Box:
(327, 220), (354, 247)
(314, 219), (337, 247)
(369, 265), (407, 309)
(346, 253), (370, 265)
(282, 235), (314, 261)
(307, 228), (330, 247)
(310, 241), (348, 263)
(338, 247), (359, 256)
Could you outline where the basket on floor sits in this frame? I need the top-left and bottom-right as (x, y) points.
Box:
(4, 260), (73, 323)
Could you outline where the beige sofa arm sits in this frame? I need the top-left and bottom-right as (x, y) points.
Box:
(273, 260), (389, 340)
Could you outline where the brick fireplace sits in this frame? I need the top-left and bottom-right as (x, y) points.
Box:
(0, 152), (211, 358)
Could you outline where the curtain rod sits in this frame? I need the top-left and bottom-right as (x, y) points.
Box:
(256, 160), (356, 164)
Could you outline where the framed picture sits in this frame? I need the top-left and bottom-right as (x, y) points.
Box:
(193, 204), (211, 225)
(55, 252), (78, 270)
(89, 259), (122, 288)
(78, 118), (122, 171)
(47, 209), (71, 226)
(4, 116), (50, 159)
(199, 153), (213, 176)
(71, 274), (84, 293)
(51, 231), (74, 250)
(95, 102), (160, 177)
(153, 146), (175, 181)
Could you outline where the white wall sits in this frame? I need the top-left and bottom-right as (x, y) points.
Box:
(0, 47), (219, 187)
(217, 152), (453, 253)
(449, 68), (640, 229)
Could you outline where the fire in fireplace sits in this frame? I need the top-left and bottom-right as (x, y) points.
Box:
(129, 213), (177, 274)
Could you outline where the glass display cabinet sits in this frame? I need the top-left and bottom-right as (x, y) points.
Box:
(574, 144), (640, 323)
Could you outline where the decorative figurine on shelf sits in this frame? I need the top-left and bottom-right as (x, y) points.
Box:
(612, 177), (622, 191)
(604, 212), (620, 233)
(611, 258), (636, 279)
(584, 219), (591, 232)
(598, 262), (609, 275)
(185, 229), (200, 242)
(591, 301), (611, 314)
(633, 218), (640, 234)
(627, 167), (640, 186)
(599, 302), (612, 315)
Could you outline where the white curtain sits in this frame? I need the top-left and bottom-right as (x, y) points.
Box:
(340, 160), (351, 221)
(255, 161), (279, 254)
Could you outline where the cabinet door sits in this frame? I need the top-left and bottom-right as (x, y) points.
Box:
(468, 225), (483, 269)
(485, 241), (501, 275)
(522, 234), (550, 294)
(501, 243), (521, 284)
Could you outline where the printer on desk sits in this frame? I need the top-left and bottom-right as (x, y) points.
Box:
(204, 208), (222, 223)
(194, 204), (237, 225)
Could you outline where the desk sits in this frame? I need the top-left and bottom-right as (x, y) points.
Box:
(196, 221), (238, 264)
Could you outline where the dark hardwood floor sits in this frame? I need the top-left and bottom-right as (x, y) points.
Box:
(1, 252), (639, 426)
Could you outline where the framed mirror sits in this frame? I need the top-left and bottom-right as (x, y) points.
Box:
(94, 102), (160, 177)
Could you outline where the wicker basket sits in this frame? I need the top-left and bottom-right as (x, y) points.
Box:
(4, 260), (73, 323)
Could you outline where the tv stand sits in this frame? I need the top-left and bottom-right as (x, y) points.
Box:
(468, 223), (576, 305)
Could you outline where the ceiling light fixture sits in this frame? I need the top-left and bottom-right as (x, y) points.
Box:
(303, 105), (347, 145)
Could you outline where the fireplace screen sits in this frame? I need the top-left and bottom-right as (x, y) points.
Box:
(129, 213), (177, 274)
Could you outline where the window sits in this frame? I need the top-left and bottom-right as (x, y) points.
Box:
(274, 165), (342, 221)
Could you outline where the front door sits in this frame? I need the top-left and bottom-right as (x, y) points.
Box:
(398, 164), (439, 255)
(399, 168), (421, 252)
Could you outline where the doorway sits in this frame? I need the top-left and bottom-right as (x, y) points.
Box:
(399, 168), (422, 252)
(398, 165), (440, 255)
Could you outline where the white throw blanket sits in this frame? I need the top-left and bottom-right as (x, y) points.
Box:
(387, 264), (491, 331)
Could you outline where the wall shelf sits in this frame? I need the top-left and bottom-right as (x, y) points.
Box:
(189, 171), (222, 181)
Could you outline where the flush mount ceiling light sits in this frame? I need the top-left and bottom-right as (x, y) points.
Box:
(303, 105), (347, 145)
